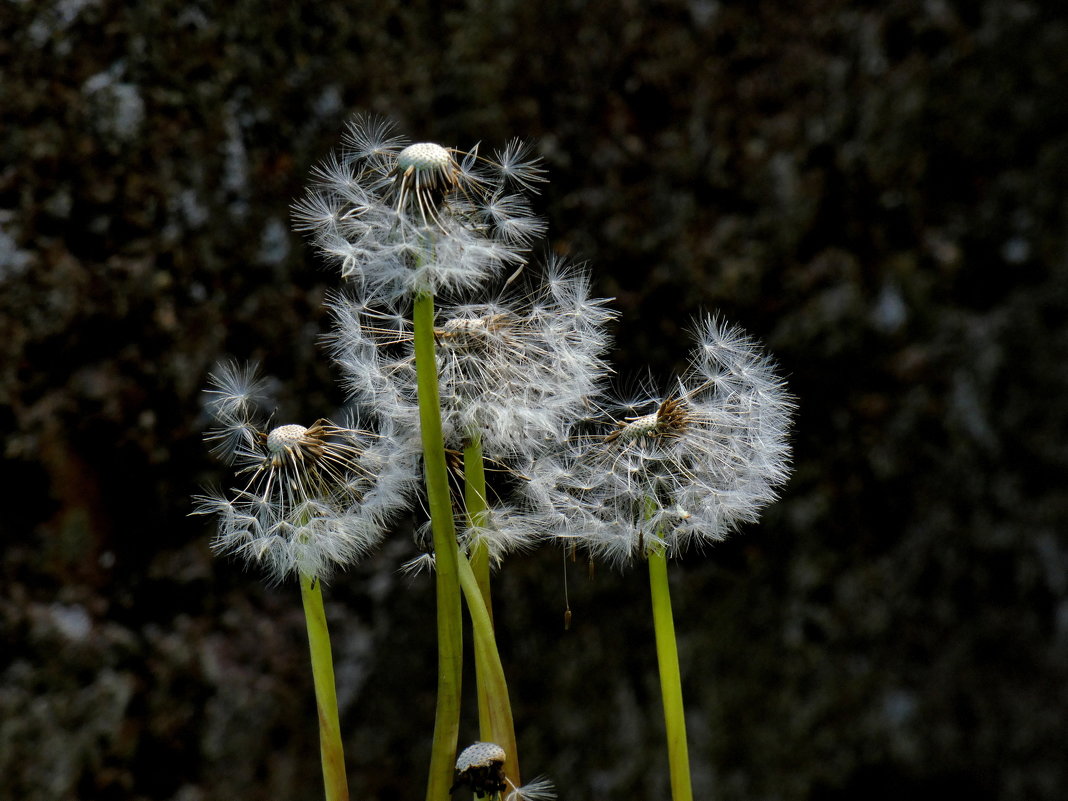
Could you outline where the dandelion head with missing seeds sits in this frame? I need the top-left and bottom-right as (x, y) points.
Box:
(292, 115), (547, 304)
(526, 316), (795, 566)
(193, 361), (413, 582)
(326, 257), (616, 458)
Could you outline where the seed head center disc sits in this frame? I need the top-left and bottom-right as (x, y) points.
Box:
(455, 741), (507, 771)
(267, 424), (308, 453)
(622, 412), (660, 439)
(397, 142), (452, 173)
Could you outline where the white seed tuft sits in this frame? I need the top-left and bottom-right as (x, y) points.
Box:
(195, 362), (415, 583)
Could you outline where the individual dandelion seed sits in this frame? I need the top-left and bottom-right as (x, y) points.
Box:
(492, 138), (548, 193)
(531, 315), (794, 565)
(292, 114), (548, 304)
(202, 359), (271, 460)
(504, 778), (557, 801)
(193, 362), (401, 582)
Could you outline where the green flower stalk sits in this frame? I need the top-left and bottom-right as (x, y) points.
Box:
(463, 433), (493, 617)
(457, 551), (521, 789)
(301, 573), (350, 801)
(414, 289), (466, 801)
(648, 548), (692, 801)
(460, 434), (527, 790)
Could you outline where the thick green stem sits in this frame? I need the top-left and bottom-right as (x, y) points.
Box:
(462, 434), (493, 618)
(461, 435), (495, 742)
(299, 573), (350, 801)
(414, 290), (465, 801)
(648, 548), (693, 801)
(456, 552), (521, 788)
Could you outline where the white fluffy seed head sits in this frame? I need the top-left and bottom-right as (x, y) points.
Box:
(294, 116), (549, 303)
(267, 424), (308, 452)
(196, 362), (415, 583)
(527, 316), (794, 565)
(397, 142), (452, 172)
(455, 741), (507, 771)
(327, 263), (616, 460)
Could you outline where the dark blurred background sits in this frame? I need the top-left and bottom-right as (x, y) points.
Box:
(3, 1), (1066, 799)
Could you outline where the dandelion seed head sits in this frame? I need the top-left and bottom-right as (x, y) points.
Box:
(618, 411), (661, 440)
(294, 115), (547, 303)
(194, 363), (409, 582)
(329, 263), (616, 458)
(528, 316), (794, 564)
(455, 741), (507, 772)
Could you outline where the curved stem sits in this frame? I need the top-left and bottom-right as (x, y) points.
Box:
(462, 434), (495, 742)
(463, 434), (493, 620)
(456, 551), (521, 789)
(299, 573), (350, 801)
(648, 548), (693, 801)
(414, 290), (465, 801)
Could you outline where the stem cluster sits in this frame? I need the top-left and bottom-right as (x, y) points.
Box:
(199, 116), (794, 801)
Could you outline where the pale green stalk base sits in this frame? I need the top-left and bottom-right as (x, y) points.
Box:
(648, 548), (694, 801)
(462, 435), (493, 619)
(462, 436), (495, 742)
(299, 572), (350, 801)
(414, 290), (465, 801)
(457, 552), (521, 788)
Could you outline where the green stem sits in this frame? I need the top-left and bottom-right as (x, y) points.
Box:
(414, 290), (465, 801)
(648, 547), (693, 801)
(299, 572), (350, 801)
(462, 435), (495, 742)
(462, 434), (493, 619)
(456, 551), (521, 788)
